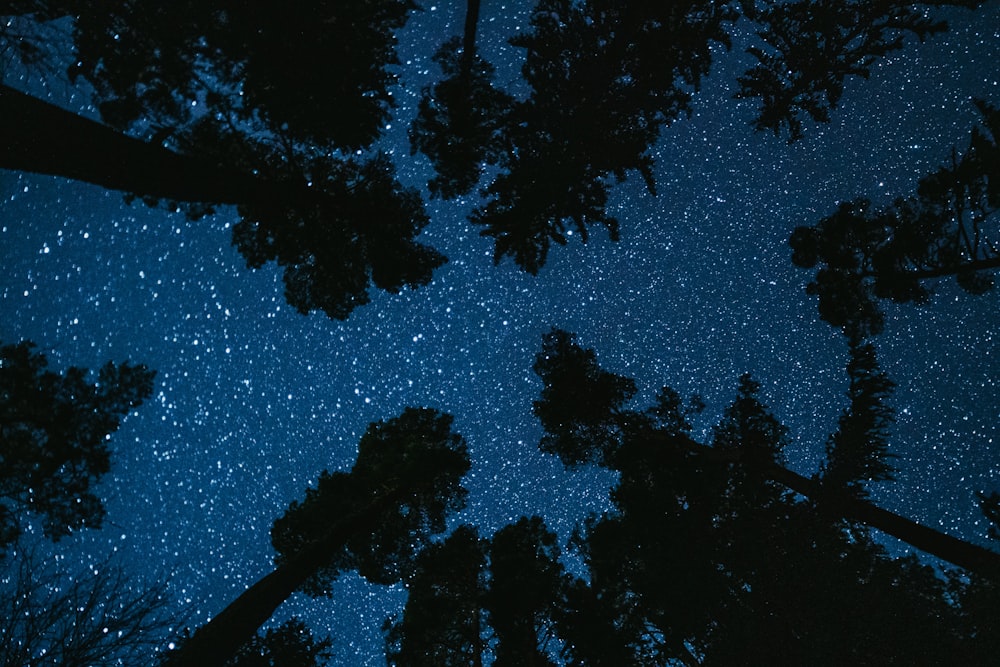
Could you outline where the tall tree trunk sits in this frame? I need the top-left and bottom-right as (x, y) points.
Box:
(171, 489), (407, 667)
(462, 0), (481, 65)
(663, 435), (1000, 576)
(764, 463), (1000, 575)
(0, 84), (287, 206)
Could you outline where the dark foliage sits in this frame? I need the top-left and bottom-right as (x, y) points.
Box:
(70, 0), (415, 151)
(384, 525), (487, 666)
(271, 408), (470, 594)
(529, 330), (997, 664)
(225, 618), (332, 667)
(409, 37), (515, 199)
(383, 330), (1000, 664)
(384, 516), (572, 667)
(819, 340), (896, 497)
(484, 517), (569, 667)
(532, 328), (637, 467)
(411, 1), (738, 273)
(2, 1), (442, 322)
(168, 408), (470, 667)
(232, 153), (445, 319)
(475, 0), (737, 273)
(735, 0), (983, 141)
(0, 341), (154, 549)
(790, 100), (1000, 337)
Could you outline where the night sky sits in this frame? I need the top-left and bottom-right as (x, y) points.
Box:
(2, 2), (1000, 663)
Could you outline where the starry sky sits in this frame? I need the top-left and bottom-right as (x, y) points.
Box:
(2, 2), (1000, 663)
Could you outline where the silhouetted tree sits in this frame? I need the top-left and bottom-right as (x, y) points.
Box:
(0, 1), (444, 320)
(412, 340), (969, 664)
(532, 328), (637, 468)
(170, 408), (470, 667)
(0, 540), (177, 667)
(531, 330), (996, 664)
(472, 0), (738, 273)
(736, 0), (985, 142)
(409, 36), (514, 200)
(0, 82), (444, 321)
(790, 100), (1000, 337)
(384, 525), (487, 666)
(409, 0), (514, 200)
(384, 516), (573, 666)
(819, 340), (896, 497)
(411, 1), (743, 272)
(483, 516), (570, 667)
(68, 1), (414, 151)
(0, 340), (154, 550)
(531, 330), (1000, 574)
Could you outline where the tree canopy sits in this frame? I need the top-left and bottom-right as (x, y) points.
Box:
(377, 329), (999, 665)
(2, 0), (990, 311)
(1, 0), (999, 664)
(790, 99), (1000, 338)
(0, 340), (154, 549)
(169, 407), (470, 667)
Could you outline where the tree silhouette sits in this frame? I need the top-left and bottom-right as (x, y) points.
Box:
(383, 524), (487, 666)
(409, 0), (514, 200)
(384, 516), (573, 666)
(818, 339), (896, 497)
(411, 1), (742, 272)
(531, 329), (1000, 575)
(0, 340), (155, 550)
(0, 0), (444, 320)
(736, 0), (985, 142)
(529, 330), (997, 664)
(532, 328), (637, 468)
(0, 540), (178, 667)
(170, 407), (470, 667)
(68, 0), (414, 151)
(0, 83), (444, 321)
(409, 37), (514, 201)
(471, 0), (738, 273)
(790, 100), (1000, 337)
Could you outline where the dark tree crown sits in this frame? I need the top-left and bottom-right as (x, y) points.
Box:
(0, 340), (155, 549)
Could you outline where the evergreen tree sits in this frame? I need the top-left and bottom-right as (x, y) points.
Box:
(384, 516), (573, 666)
(820, 340), (897, 497)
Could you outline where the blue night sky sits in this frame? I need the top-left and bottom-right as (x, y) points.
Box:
(2, 2), (1000, 663)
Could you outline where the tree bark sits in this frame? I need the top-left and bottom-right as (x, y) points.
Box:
(0, 84), (287, 207)
(171, 489), (407, 667)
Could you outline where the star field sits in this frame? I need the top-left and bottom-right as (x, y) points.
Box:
(2, 2), (1000, 663)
